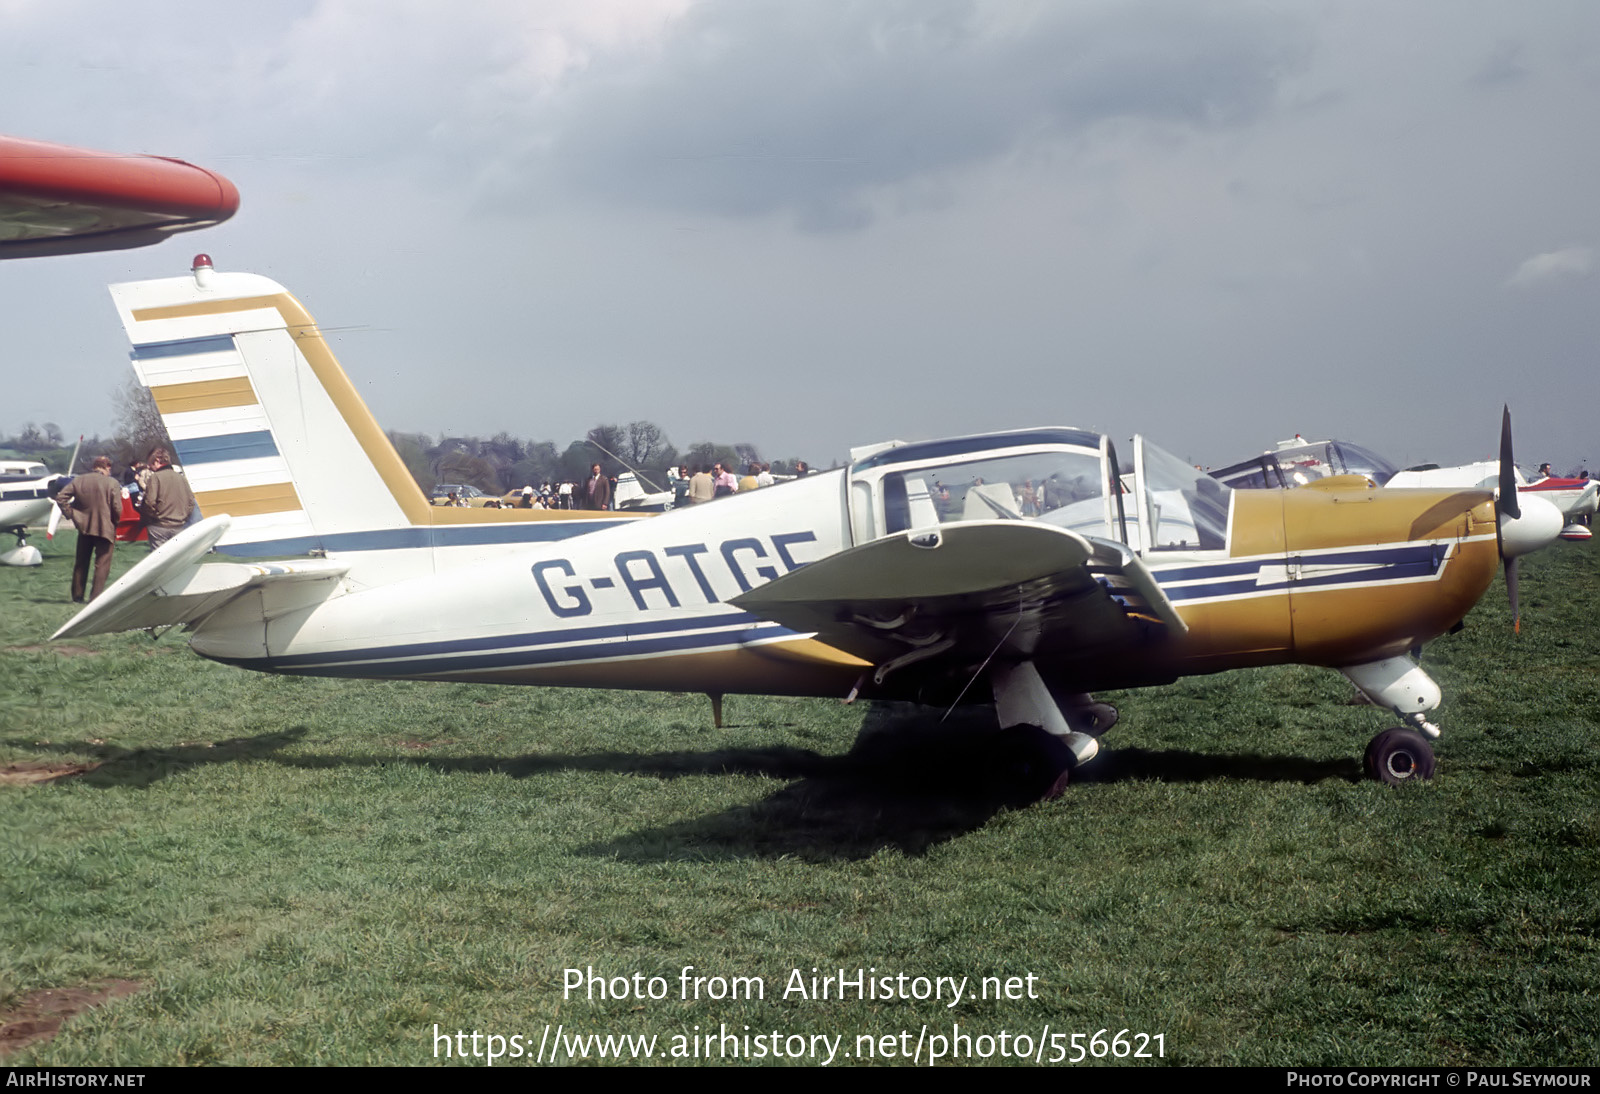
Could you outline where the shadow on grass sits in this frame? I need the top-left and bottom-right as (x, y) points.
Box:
(6, 709), (1358, 860)
(0, 729), (307, 788)
(563, 735), (1360, 863)
(348, 703), (1358, 862)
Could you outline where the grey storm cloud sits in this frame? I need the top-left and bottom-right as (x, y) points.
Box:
(515, 0), (1311, 230)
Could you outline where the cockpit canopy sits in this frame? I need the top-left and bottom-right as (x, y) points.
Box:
(1211, 438), (1398, 490)
(847, 427), (1229, 554)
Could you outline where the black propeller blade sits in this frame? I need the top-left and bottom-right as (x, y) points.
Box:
(1497, 404), (1520, 522)
(1496, 405), (1522, 632)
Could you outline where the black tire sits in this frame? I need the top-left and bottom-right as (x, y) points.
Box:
(999, 725), (1074, 802)
(1363, 727), (1436, 786)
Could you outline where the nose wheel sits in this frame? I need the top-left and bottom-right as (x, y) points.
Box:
(1363, 727), (1436, 786)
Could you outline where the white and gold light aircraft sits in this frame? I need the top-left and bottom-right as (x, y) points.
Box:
(53, 258), (1564, 795)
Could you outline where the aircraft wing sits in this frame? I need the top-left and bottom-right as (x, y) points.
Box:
(52, 515), (347, 640)
(0, 135), (238, 259)
(730, 521), (1185, 678)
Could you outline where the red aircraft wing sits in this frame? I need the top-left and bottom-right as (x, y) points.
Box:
(0, 135), (238, 259)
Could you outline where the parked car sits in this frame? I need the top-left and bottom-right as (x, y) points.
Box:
(429, 483), (494, 507)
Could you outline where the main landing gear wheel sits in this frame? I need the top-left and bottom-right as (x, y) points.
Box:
(1363, 727), (1436, 786)
(998, 725), (1075, 802)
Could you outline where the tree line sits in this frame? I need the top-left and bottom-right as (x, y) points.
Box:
(4, 381), (813, 496)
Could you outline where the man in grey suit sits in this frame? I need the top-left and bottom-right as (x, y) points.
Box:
(55, 455), (123, 602)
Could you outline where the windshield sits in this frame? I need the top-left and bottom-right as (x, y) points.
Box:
(1138, 438), (1230, 551)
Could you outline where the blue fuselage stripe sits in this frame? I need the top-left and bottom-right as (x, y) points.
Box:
(258, 611), (765, 668)
(213, 519), (627, 557)
(216, 619), (797, 675)
(1154, 543), (1449, 602)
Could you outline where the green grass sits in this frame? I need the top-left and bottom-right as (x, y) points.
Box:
(2, 532), (1597, 1066)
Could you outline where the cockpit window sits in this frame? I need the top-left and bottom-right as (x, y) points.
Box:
(879, 450), (1107, 535)
(852, 434), (1230, 554)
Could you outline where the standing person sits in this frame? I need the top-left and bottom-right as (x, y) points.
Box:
(583, 463), (611, 511)
(713, 462), (738, 498)
(121, 460), (149, 502)
(687, 464), (714, 505)
(756, 462), (774, 488)
(139, 447), (197, 551)
(55, 456), (122, 603)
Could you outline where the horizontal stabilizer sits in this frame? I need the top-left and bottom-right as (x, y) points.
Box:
(53, 515), (348, 639)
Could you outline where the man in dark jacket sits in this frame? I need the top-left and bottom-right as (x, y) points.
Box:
(55, 455), (122, 602)
(139, 447), (197, 551)
(583, 463), (611, 511)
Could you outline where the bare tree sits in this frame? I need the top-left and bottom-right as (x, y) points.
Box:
(112, 378), (171, 461)
(624, 420), (671, 466)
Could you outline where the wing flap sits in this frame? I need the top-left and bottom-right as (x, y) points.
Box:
(52, 515), (348, 639)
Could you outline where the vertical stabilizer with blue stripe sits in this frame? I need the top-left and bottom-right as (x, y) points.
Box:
(112, 259), (426, 556)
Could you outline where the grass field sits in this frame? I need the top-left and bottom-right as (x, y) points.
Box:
(2, 531), (1596, 1066)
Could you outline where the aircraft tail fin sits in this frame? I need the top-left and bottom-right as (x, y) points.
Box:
(111, 257), (432, 556)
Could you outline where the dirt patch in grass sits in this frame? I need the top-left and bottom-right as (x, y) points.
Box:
(0, 761), (100, 785)
(0, 980), (142, 1057)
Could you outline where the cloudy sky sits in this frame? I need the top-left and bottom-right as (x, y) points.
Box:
(3, 0), (1596, 471)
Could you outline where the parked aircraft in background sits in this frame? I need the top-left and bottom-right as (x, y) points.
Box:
(1210, 436), (1399, 490)
(1388, 462), (1595, 543)
(52, 259), (1564, 797)
(1, 440), (80, 566)
(1215, 436), (1594, 543)
(1, 458), (67, 566)
(613, 471), (675, 512)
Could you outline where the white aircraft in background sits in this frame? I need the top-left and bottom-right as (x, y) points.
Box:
(51, 258), (1563, 796)
(1214, 436), (1596, 541)
(1388, 462), (1595, 543)
(1, 442), (79, 566)
(612, 471), (675, 512)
